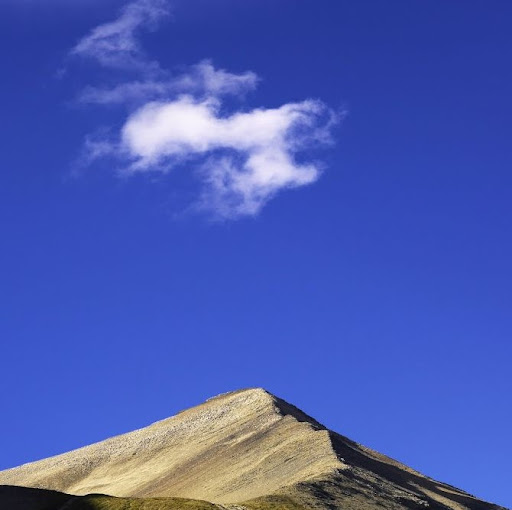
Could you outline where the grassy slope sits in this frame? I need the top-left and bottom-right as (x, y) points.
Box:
(66, 494), (306, 510)
(242, 495), (307, 510)
(74, 495), (306, 510)
(66, 494), (221, 510)
(0, 486), (307, 510)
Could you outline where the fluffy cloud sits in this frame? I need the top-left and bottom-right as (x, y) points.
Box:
(119, 96), (330, 217)
(73, 0), (337, 219)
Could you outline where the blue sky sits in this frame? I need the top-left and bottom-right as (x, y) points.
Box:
(0, 0), (511, 507)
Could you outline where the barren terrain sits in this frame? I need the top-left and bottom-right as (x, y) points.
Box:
(0, 389), (506, 510)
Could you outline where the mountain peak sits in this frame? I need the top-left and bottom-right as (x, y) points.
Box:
(0, 387), (340, 504)
(204, 388), (325, 429)
(0, 389), (507, 510)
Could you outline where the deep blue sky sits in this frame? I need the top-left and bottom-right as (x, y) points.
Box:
(1, 1), (511, 507)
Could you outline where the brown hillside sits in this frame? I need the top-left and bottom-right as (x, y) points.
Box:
(0, 389), (507, 510)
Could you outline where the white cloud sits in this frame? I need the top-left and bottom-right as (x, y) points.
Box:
(174, 60), (259, 97)
(71, 0), (337, 220)
(94, 96), (333, 218)
(78, 61), (258, 105)
(121, 97), (326, 166)
(71, 0), (170, 71)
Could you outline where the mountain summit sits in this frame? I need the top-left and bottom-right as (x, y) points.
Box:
(0, 388), (507, 510)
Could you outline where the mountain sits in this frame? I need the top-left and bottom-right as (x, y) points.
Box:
(0, 388), (507, 510)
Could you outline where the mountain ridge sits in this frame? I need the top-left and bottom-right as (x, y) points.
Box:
(0, 388), (507, 510)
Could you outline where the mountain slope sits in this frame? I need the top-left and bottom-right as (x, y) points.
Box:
(0, 485), (306, 510)
(0, 389), (339, 503)
(0, 388), (507, 510)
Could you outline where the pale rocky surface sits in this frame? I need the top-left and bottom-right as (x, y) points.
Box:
(0, 388), (507, 510)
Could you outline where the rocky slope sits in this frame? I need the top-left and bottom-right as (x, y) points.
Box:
(0, 388), (507, 510)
